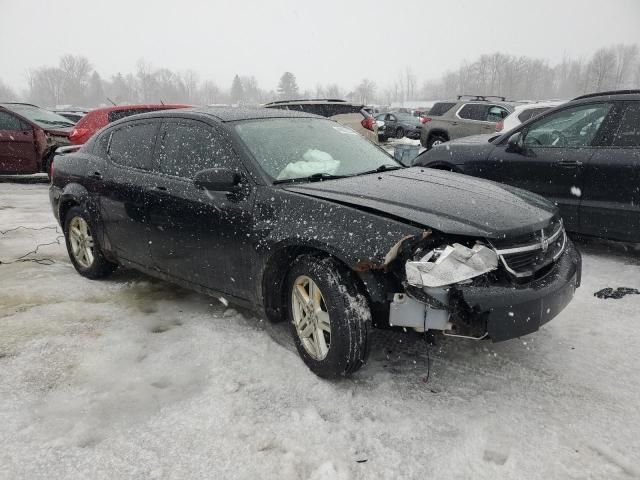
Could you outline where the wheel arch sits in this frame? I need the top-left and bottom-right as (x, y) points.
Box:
(261, 243), (375, 324)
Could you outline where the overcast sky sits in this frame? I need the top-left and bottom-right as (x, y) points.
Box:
(1, 0), (639, 92)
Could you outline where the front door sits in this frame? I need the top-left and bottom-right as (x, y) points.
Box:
(580, 101), (640, 241)
(468, 102), (614, 233)
(0, 111), (38, 173)
(146, 119), (255, 299)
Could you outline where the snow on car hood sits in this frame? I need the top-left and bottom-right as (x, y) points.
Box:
(283, 167), (557, 239)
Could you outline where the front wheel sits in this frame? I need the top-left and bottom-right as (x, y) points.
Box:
(395, 127), (405, 139)
(64, 206), (117, 279)
(286, 256), (371, 378)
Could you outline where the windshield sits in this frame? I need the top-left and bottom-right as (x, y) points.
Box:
(234, 118), (400, 182)
(5, 104), (75, 128)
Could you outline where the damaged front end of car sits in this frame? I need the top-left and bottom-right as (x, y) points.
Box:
(375, 218), (581, 342)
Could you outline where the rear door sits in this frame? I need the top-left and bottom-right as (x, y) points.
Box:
(99, 120), (160, 266)
(580, 101), (640, 241)
(0, 111), (38, 173)
(147, 119), (256, 299)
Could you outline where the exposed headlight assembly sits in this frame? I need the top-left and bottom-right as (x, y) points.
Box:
(405, 243), (498, 288)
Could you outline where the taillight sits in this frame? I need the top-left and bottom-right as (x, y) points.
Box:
(69, 128), (89, 144)
(361, 117), (376, 131)
(496, 120), (504, 132)
(420, 117), (431, 124)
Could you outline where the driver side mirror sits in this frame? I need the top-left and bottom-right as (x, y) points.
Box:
(506, 131), (524, 153)
(193, 168), (243, 192)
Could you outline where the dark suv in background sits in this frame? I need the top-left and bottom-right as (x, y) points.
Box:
(414, 90), (640, 242)
(420, 95), (516, 149)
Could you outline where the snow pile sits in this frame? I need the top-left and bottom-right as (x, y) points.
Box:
(276, 149), (340, 180)
(1, 183), (640, 479)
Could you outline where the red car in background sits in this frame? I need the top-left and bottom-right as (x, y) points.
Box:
(69, 104), (190, 144)
(0, 102), (75, 175)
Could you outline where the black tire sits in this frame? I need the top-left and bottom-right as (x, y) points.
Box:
(63, 206), (117, 279)
(395, 127), (404, 139)
(286, 255), (371, 378)
(378, 134), (387, 143)
(427, 133), (447, 150)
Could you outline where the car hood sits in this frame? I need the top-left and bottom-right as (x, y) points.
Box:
(283, 168), (556, 239)
(414, 135), (497, 166)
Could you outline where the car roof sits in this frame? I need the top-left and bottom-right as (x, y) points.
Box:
(511, 101), (566, 112)
(571, 89), (640, 102)
(87, 103), (191, 114)
(0, 102), (43, 109)
(263, 98), (359, 106)
(115, 106), (322, 123)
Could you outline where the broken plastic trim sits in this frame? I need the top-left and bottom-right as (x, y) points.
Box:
(405, 243), (498, 288)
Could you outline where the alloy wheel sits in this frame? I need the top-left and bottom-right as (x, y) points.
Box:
(291, 275), (331, 360)
(68, 216), (95, 268)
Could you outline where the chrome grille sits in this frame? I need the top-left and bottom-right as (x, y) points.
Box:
(494, 220), (566, 278)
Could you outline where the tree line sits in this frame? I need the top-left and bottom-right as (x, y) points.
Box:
(0, 44), (637, 108)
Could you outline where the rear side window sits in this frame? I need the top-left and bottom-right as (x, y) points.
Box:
(458, 104), (489, 121)
(0, 111), (24, 130)
(108, 122), (158, 170)
(612, 102), (640, 147)
(158, 120), (236, 178)
(428, 102), (456, 116)
(108, 108), (162, 123)
(325, 104), (362, 117)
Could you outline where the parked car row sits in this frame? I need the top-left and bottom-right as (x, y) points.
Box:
(0, 102), (191, 176)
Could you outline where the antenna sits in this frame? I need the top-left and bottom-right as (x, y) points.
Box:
(106, 97), (116, 106)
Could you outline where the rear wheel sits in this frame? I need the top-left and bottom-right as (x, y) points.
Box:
(286, 256), (371, 378)
(64, 206), (117, 279)
(427, 133), (447, 150)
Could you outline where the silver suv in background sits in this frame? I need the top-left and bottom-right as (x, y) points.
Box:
(420, 95), (517, 149)
(263, 99), (378, 143)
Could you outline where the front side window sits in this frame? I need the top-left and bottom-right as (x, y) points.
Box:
(0, 111), (24, 130)
(612, 102), (640, 147)
(523, 103), (612, 148)
(158, 121), (235, 178)
(518, 107), (549, 123)
(234, 118), (399, 182)
(108, 122), (158, 170)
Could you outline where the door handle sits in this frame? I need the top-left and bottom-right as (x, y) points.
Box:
(89, 171), (102, 179)
(154, 185), (167, 191)
(557, 160), (583, 167)
(451, 122), (458, 126)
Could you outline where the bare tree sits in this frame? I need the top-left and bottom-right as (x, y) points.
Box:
(354, 79), (375, 104)
(0, 79), (17, 100)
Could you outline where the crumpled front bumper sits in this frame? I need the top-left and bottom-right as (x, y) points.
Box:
(456, 239), (581, 342)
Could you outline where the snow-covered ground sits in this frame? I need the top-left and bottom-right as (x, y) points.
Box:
(1, 181), (639, 479)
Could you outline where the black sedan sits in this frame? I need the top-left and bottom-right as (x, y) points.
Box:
(50, 107), (581, 378)
(376, 112), (423, 141)
(413, 90), (640, 242)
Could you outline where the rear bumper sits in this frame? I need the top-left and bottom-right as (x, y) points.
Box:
(457, 240), (581, 342)
(49, 185), (62, 223)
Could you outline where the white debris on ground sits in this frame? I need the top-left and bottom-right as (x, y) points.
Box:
(1, 182), (640, 479)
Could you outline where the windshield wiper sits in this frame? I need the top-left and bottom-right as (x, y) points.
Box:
(353, 164), (403, 176)
(273, 172), (348, 185)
